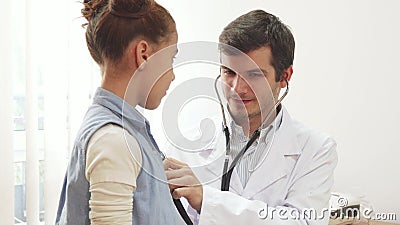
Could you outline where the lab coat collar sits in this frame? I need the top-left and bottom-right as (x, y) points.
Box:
(277, 106), (303, 156)
(220, 106), (302, 155)
(227, 106), (283, 146)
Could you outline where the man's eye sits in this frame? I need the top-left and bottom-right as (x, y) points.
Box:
(248, 72), (263, 77)
(223, 69), (236, 75)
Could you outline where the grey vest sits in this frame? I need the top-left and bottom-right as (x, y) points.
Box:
(56, 88), (178, 225)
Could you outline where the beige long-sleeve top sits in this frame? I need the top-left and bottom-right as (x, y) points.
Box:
(85, 124), (142, 225)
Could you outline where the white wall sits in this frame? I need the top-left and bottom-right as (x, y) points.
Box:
(156, 0), (400, 222)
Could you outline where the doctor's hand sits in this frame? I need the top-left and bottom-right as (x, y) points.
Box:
(163, 157), (203, 213)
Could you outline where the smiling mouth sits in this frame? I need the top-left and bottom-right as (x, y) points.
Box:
(231, 98), (252, 105)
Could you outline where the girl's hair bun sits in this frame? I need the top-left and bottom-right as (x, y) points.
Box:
(81, 0), (108, 23)
(109, 0), (154, 19)
(81, 0), (154, 23)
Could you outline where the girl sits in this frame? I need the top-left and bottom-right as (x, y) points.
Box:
(56, 0), (178, 224)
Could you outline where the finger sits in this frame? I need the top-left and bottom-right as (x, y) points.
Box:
(172, 187), (202, 212)
(165, 168), (190, 180)
(163, 159), (171, 170)
(166, 171), (200, 190)
(167, 176), (201, 188)
(163, 157), (187, 170)
(168, 182), (181, 192)
(167, 178), (187, 192)
(163, 159), (181, 170)
(172, 187), (186, 199)
(166, 157), (188, 167)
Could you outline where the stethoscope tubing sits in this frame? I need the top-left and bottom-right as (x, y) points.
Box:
(173, 198), (194, 225)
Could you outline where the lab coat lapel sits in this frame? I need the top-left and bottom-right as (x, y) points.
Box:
(242, 108), (301, 198)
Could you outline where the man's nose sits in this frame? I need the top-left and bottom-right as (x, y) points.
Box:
(232, 75), (249, 94)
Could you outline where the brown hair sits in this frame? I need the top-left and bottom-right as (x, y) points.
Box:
(219, 10), (295, 82)
(81, 0), (176, 65)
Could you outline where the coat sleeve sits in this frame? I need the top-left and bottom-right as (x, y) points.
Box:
(198, 136), (338, 225)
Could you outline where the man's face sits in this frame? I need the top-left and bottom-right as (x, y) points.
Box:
(221, 46), (280, 122)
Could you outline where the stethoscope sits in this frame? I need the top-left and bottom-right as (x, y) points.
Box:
(174, 75), (290, 225)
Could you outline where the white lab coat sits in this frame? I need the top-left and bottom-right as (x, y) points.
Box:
(166, 107), (338, 225)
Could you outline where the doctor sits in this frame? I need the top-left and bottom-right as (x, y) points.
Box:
(164, 10), (337, 225)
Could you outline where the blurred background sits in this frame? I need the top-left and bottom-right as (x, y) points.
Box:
(0, 0), (399, 224)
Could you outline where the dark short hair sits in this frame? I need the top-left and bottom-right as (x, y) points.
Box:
(82, 0), (176, 65)
(219, 10), (295, 81)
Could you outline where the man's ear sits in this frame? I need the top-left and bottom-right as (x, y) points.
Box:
(134, 40), (150, 70)
(279, 65), (293, 88)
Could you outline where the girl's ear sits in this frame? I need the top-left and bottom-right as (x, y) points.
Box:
(134, 40), (150, 70)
